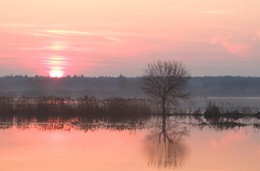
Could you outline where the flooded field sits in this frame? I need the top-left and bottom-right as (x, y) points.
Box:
(0, 96), (260, 170)
(177, 97), (260, 114)
(0, 116), (259, 171)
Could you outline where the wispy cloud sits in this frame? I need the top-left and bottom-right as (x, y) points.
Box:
(42, 29), (96, 36)
(257, 31), (260, 37)
(27, 32), (65, 39)
(210, 34), (251, 57)
(0, 23), (36, 28)
(28, 29), (122, 43)
(0, 23), (72, 29)
(200, 10), (230, 14)
(20, 41), (67, 51)
(105, 36), (121, 42)
(20, 46), (89, 52)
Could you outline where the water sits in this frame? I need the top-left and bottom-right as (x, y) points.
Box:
(177, 97), (260, 114)
(0, 117), (259, 171)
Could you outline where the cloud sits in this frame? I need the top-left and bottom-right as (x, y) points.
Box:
(22, 29), (123, 53)
(200, 10), (230, 14)
(221, 42), (250, 57)
(210, 34), (251, 57)
(42, 29), (96, 36)
(0, 23), (36, 28)
(20, 41), (77, 51)
(28, 29), (122, 43)
(20, 46), (89, 52)
(105, 36), (121, 42)
(0, 23), (70, 29)
(258, 31), (260, 37)
(27, 32), (65, 39)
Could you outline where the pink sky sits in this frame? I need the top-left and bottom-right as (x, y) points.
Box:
(1, 0), (260, 77)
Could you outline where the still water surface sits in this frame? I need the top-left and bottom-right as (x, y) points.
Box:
(0, 117), (259, 171)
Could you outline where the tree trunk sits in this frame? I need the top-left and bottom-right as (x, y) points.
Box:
(162, 99), (166, 116)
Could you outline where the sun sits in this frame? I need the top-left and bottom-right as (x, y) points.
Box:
(49, 69), (64, 78)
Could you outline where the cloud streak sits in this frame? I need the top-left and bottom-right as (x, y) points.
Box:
(42, 29), (96, 36)
(28, 29), (122, 43)
(210, 34), (251, 57)
(20, 45), (90, 52)
(200, 10), (230, 14)
(258, 31), (260, 37)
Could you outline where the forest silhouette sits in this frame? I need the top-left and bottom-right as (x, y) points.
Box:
(1, 75), (260, 97)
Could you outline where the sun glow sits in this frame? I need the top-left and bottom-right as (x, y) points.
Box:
(49, 69), (64, 78)
(46, 56), (67, 78)
(48, 41), (67, 51)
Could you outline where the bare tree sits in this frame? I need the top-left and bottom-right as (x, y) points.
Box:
(142, 60), (190, 115)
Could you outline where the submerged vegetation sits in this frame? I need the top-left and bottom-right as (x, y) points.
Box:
(0, 96), (259, 132)
(204, 101), (260, 120)
(0, 96), (153, 122)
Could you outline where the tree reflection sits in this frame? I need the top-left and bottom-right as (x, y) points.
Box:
(144, 116), (190, 169)
(0, 115), (150, 132)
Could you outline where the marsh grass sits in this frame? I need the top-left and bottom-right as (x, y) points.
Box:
(0, 96), (260, 131)
(0, 96), (154, 123)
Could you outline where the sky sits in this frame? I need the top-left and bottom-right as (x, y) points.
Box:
(0, 0), (260, 77)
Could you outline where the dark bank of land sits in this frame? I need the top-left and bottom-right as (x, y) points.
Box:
(1, 75), (260, 97)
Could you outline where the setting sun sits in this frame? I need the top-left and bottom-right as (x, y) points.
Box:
(45, 56), (67, 77)
(49, 69), (64, 78)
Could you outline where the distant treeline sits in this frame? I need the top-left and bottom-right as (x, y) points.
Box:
(1, 75), (260, 97)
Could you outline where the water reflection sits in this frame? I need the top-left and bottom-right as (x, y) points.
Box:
(0, 117), (150, 132)
(0, 114), (260, 171)
(144, 116), (190, 169)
